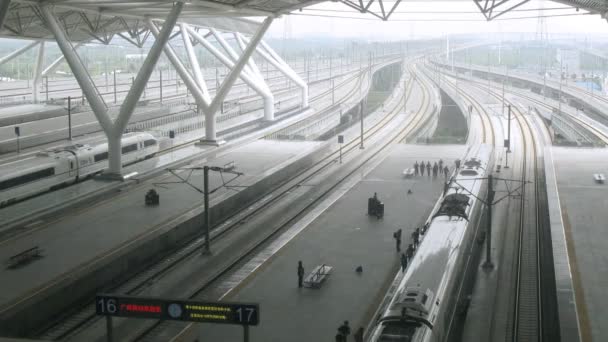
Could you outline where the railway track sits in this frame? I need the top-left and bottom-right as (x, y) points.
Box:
(129, 61), (434, 342)
(419, 63), (496, 146)
(468, 80), (552, 342)
(443, 70), (608, 145)
(31, 59), (416, 341)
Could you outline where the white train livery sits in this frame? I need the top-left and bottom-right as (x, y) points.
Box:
(0, 132), (158, 207)
(368, 144), (494, 342)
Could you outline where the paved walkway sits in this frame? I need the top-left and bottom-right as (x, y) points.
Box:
(195, 144), (467, 342)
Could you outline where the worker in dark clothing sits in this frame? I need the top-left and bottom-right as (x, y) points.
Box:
(439, 159), (443, 170)
(412, 229), (420, 248)
(338, 321), (351, 339)
(401, 253), (408, 272)
(354, 327), (364, 342)
(420, 162), (425, 176)
(433, 162), (438, 177)
(444, 165), (449, 178)
(393, 229), (402, 252)
(406, 243), (414, 261)
(455, 159), (461, 169)
(414, 161), (419, 176)
(336, 332), (344, 342)
(297, 261), (305, 288)
(426, 162), (431, 176)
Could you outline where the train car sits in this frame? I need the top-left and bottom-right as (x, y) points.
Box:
(0, 132), (158, 207)
(368, 144), (494, 342)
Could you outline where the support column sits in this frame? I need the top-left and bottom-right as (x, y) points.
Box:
(0, 41), (39, 66)
(0, 0), (10, 30)
(180, 24), (211, 104)
(256, 39), (308, 107)
(42, 3), (183, 177)
(109, 3), (184, 175)
(32, 42), (45, 103)
(42, 5), (112, 132)
(209, 17), (274, 116)
(187, 24), (274, 125)
(147, 20), (209, 109)
(234, 33), (264, 84)
(211, 28), (256, 81)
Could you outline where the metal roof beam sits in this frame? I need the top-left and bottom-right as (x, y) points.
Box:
(0, 0), (11, 29)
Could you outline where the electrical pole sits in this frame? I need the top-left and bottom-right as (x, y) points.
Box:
(483, 174), (495, 269)
(203, 166), (211, 255)
(403, 77), (407, 114)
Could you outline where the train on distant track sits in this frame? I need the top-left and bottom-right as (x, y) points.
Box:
(0, 132), (158, 207)
(368, 144), (494, 342)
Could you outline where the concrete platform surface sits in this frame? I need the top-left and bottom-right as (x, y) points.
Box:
(196, 144), (467, 342)
(551, 146), (608, 342)
(0, 140), (321, 312)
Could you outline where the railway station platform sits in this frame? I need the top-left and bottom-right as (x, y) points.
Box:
(193, 144), (467, 342)
(544, 146), (608, 342)
(0, 136), (323, 335)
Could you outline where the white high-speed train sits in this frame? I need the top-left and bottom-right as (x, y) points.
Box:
(368, 144), (494, 342)
(0, 132), (159, 207)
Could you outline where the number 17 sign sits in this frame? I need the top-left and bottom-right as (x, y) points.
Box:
(96, 294), (259, 342)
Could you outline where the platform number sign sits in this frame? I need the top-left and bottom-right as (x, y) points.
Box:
(95, 294), (259, 325)
(97, 297), (117, 315)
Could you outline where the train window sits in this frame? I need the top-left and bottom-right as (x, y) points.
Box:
(94, 152), (109, 162)
(144, 139), (157, 147)
(121, 144), (138, 154)
(0, 167), (55, 191)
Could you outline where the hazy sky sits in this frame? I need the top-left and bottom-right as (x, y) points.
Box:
(264, 0), (608, 40)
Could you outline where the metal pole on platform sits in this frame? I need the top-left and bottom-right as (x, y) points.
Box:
(203, 165), (211, 255)
(243, 325), (249, 342)
(105, 316), (114, 342)
(160, 69), (163, 104)
(113, 70), (117, 103)
(45, 76), (49, 102)
(483, 174), (495, 269)
(507, 104), (512, 153)
(403, 78), (407, 113)
(360, 101), (364, 149)
(68, 96), (72, 140)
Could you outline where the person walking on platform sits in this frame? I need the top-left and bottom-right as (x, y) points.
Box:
(393, 229), (402, 252)
(439, 159), (443, 170)
(401, 253), (408, 272)
(433, 162), (439, 177)
(406, 243), (414, 261)
(297, 261), (305, 288)
(420, 162), (425, 176)
(412, 229), (420, 248)
(444, 165), (450, 178)
(354, 327), (365, 342)
(455, 159), (461, 169)
(426, 162), (431, 176)
(339, 321), (351, 339)
(414, 161), (419, 176)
